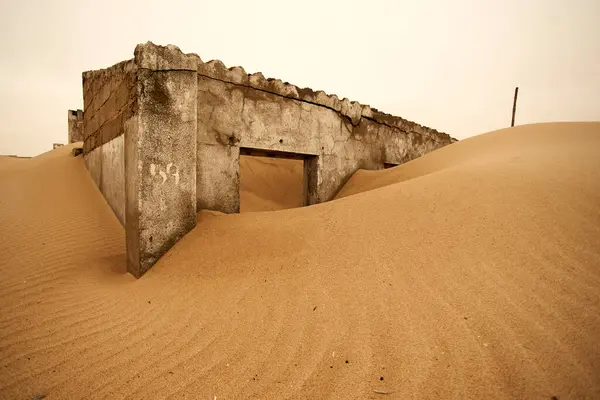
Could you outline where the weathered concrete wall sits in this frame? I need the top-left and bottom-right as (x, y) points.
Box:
(84, 144), (102, 188)
(194, 59), (454, 213)
(68, 109), (84, 143)
(79, 41), (455, 278)
(82, 58), (136, 227)
(82, 60), (136, 154)
(197, 143), (240, 212)
(83, 135), (125, 225)
(125, 43), (198, 278)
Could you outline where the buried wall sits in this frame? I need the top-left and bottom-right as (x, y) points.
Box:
(79, 41), (455, 278)
(125, 44), (198, 277)
(195, 59), (455, 214)
(82, 59), (137, 226)
(81, 45), (198, 278)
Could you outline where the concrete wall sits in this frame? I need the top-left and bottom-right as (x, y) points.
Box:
(79, 41), (455, 278)
(125, 43), (198, 278)
(84, 135), (125, 225)
(82, 60), (137, 154)
(68, 109), (84, 143)
(194, 57), (455, 213)
(82, 59), (136, 227)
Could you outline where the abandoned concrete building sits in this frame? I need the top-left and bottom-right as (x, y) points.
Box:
(74, 42), (455, 277)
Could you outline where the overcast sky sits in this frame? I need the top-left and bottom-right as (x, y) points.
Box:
(1, 0), (598, 156)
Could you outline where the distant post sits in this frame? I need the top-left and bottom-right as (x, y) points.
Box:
(511, 87), (519, 127)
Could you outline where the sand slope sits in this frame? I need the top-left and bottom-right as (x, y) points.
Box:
(1, 123), (600, 399)
(240, 156), (304, 212)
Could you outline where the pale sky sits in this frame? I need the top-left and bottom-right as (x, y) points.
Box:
(1, 0), (598, 157)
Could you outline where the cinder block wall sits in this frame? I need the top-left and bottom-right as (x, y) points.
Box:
(81, 60), (137, 226)
(82, 60), (137, 154)
(79, 42), (455, 278)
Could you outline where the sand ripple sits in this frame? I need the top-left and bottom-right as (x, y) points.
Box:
(1, 123), (599, 399)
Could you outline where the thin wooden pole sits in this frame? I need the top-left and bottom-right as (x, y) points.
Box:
(511, 87), (519, 127)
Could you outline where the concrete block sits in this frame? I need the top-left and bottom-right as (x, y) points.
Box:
(88, 115), (98, 138)
(99, 81), (111, 109)
(114, 79), (132, 110)
(100, 114), (121, 144)
(121, 102), (134, 122)
(96, 102), (109, 128)
(84, 84), (93, 110)
(104, 93), (117, 120)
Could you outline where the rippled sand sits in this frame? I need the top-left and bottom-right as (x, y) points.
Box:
(1, 122), (599, 399)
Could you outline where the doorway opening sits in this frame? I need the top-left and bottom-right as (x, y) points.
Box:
(239, 148), (316, 213)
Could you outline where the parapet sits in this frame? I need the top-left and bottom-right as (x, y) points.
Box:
(189, 43), (451, 143)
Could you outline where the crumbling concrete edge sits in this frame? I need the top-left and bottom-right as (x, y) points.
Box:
(131, 42), (453, 143)
(82, 59), (138, 155)
(185, 44), (455, 143)
(82, 42), (456, 156)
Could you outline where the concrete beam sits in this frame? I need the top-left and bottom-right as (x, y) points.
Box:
(125, 43), (198, 278)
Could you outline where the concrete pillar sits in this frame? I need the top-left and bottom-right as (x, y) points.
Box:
(68, 109), (84, 143)
(125, 43), (198, 278)
(304, 156), (321, 206)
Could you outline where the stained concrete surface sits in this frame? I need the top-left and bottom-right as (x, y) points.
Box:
(83, 135), (125, 226)
(78, 41), (455, 277)
(125, 44), (198, 278)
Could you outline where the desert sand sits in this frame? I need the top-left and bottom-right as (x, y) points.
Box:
(1, 122), (599, 399)
(240, 156), (304, 212)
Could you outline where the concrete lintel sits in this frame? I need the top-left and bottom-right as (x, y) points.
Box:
(240, 147), (317, 160)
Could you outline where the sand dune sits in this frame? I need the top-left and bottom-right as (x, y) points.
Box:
(0, 156), (29, 171)
(240, 155), (304, 212)
(1, 122), (600, 399)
